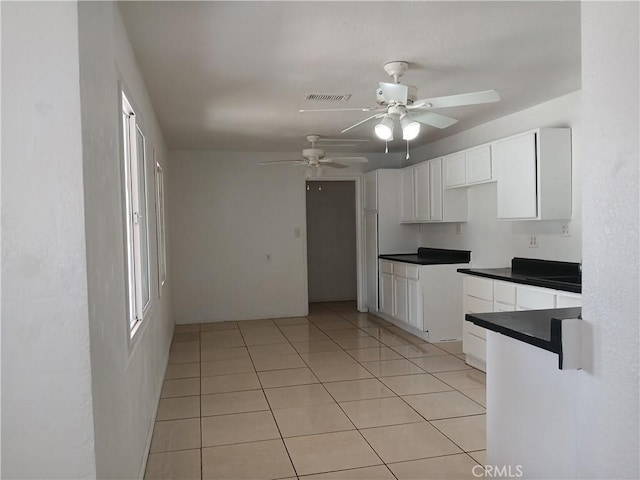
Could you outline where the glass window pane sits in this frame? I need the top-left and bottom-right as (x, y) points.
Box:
(136, 127), (150, 310)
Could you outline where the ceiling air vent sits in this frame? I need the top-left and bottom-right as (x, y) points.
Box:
(305, 93), (352, 102)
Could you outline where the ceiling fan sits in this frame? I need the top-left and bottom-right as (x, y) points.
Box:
(300, 61), (500, 142)
(259, 135), (368, 173)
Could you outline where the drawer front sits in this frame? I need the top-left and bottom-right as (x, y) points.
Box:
(494, 302), (516, 313)
(465, 296), (493, 315)
(464, 319), (487, 340)
(405, 265), (420, 280)
(556, 293), (582, 308)
(380, 260), (394, 275)
(494, 281), (516, 305)
(393, 263), (408, 278)
(463, 331), (486, 360)
(517, 286), (556, 310)
(465, 276), (493, 301)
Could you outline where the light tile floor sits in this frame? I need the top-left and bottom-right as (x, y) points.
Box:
(145, 301), (486, 480)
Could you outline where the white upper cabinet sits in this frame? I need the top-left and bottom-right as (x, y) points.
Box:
(429, 158), (444, 221)
(414, 162), (430, 222)
(400, 158), (467, 223)
(493, 128), (572, 220)
(400, 166), (415, 222)
(443, 144), (494, 189)
(465, 144), (493, 185)
(494, 132), (538, 219)
(443, 152), (466, 188)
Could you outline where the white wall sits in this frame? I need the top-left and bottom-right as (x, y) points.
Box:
(169, 151), (401, 323)
(77, 2), (174, 478)
(1, 2), (97, 477)
(408, 91), (582, 267)
(577, 3), (639, 477)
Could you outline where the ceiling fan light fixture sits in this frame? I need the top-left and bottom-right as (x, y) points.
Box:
(375, 116), (395, 140)
(401, 115), (420, 140)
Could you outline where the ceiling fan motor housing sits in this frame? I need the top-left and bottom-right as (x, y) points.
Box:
(376, 85), (418, 105)
(303, 148), (325, 160)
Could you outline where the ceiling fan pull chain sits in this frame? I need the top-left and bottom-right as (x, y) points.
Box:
(406, 140), (410, 160)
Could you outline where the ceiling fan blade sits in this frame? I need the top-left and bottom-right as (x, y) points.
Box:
(341, 113), (386, 134)
(319, 162), (349, 169)
(322, 157), (368, 163)
(307, 138), (370, 148)
(311, 138), (370, 146)
(418, 90), (500, 109)
(259, 159), (305, 165)
(312, 138), (369, 143)
(299, 107), (376, 113)
(407, 99), (430, 110)
(410, 111), (459, 129)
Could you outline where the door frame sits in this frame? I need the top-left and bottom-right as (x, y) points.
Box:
(302, 175), (365, 312)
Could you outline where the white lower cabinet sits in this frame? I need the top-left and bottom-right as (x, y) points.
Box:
(463, 277), (495, 371)
(407, 278), (423, 330)
(379, 260), (467, 342)
(393, 275), (408, 322)
(380, 266), (394, 316)
(556, 292), (582, 308)
(462, 275), (581, 372)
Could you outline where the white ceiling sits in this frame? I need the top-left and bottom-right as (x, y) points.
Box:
(118, 1), (581, 154)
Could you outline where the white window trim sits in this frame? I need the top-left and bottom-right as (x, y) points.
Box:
(122, 92), (151, 337)
(155, 156), (167, 295)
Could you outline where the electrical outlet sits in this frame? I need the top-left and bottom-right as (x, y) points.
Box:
(561, 224), (571, 236)
(455, 223), (462, 235)
(528, 235), (539, 248)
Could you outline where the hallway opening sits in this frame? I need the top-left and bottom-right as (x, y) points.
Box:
(305, 180), (358, 304)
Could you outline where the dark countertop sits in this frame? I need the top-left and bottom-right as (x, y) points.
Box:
(457, 257), (581, 293)
(380, 247), (471, 266)
(466, 307), (581, 359)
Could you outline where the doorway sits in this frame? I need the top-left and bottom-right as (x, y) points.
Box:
(305, 180), (358, 304)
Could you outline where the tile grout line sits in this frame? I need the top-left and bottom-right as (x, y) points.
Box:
(162, 304), (486, 478)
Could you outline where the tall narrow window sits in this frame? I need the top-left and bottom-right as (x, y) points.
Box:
(155, 156), (167, 294)
(122, 92), (151, 336)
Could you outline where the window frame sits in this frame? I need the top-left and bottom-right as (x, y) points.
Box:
(154, 155), (167, 295)
(122, 92), (151, 337)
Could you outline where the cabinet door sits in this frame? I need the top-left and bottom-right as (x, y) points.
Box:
(380, 272), (394, 316)
(414, 163), (430, 222)
(443, 152), (466, 188)
(393, 276), (408, 323)
(407, 278), (423, 330)
(494, 132), (538, 219)
(400, 167), (415, 222)
(466, 145), (493, 184)
(429, 158), (443, 221)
